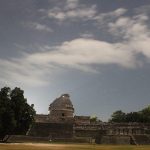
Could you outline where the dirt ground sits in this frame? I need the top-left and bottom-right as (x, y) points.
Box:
(0, 143), (150, 150)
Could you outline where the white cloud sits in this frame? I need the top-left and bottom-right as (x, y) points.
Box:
(1, 6), (150, 87)
(0, 37), (137, 87)
(26, 22), (53, 32)
(26, 38), (136, 69)
(66, 0), (79, 9)
(46, 1), (127, 23)
(113, 8), (127, 16)
(0, 33), (148, 87)
(94, 8), (127, 24)
(80, 33), (94, 39)
(135, 5), (150, 15)
(47, 0), (97, 21)
(108, 14), (150, 59)
(108, 15), (149, 38)
(0, 58), (50, 87)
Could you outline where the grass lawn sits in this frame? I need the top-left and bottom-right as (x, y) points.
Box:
(0, 143), (150, 150)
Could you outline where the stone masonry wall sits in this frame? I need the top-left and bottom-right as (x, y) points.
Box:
(28, 122), (73, 139)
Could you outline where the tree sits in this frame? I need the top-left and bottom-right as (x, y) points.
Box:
(109, 110), (126, 123)
(139, 105), (150, 123)
(90, 116), (98, 123)
(0, 87), (36, 138)
(109, 105), (150, 123)
(10, 87), (36, 134)
(125, 112), (140, 122)
(0, 87), (16, 138)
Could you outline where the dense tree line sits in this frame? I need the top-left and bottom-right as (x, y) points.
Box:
(0, 87), (36, 139)
(109, 106), (150, 123)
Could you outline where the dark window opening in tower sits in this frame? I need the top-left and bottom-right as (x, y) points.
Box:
(62, 113), (65, 116)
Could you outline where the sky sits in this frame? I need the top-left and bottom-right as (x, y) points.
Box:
(0, 0), (150, 121)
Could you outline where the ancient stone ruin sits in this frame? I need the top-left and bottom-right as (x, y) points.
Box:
(5, 94), (150, 144)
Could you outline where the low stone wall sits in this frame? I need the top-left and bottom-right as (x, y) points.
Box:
(3, 134), (150, 144)
(4, 135), (49, 143)
(4, 135), (92, 143)
(53, 137), (92, 143)
(99, 135), (130, 145)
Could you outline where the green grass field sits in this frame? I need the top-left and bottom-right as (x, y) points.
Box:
(0, 143), (150, 150)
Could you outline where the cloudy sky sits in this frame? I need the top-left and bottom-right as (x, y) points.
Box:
(0, 0), (150, 121)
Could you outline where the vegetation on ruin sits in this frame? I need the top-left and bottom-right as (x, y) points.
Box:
(0, 143), (150, 150)
(0, 87), (36, 139)
(109, 106), (150, 123)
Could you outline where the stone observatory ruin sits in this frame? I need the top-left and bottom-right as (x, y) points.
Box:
(5, 94), (150, 145)
(49, 94), (74, 122)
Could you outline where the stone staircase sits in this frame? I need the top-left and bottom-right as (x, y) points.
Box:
(3, 135), (10, 142)
(130, 134), (150, 145)
(130, 135), (138, 145)
(133, 135), (150, 145)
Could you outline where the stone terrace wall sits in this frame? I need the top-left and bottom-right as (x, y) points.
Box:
(35, 114), (49, 123)
(28, 122), (73, 139)
(99, 135), (130, 145)
(104, 123), (150, 135)
(74, 116), (90, 125)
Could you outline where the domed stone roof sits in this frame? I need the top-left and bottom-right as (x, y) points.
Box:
(49, 94), (74, 112)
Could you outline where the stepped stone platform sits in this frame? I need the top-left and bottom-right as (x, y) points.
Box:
(3, 135), (49, 143)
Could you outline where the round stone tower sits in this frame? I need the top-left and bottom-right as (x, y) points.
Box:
(49, 94), (74, 122)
